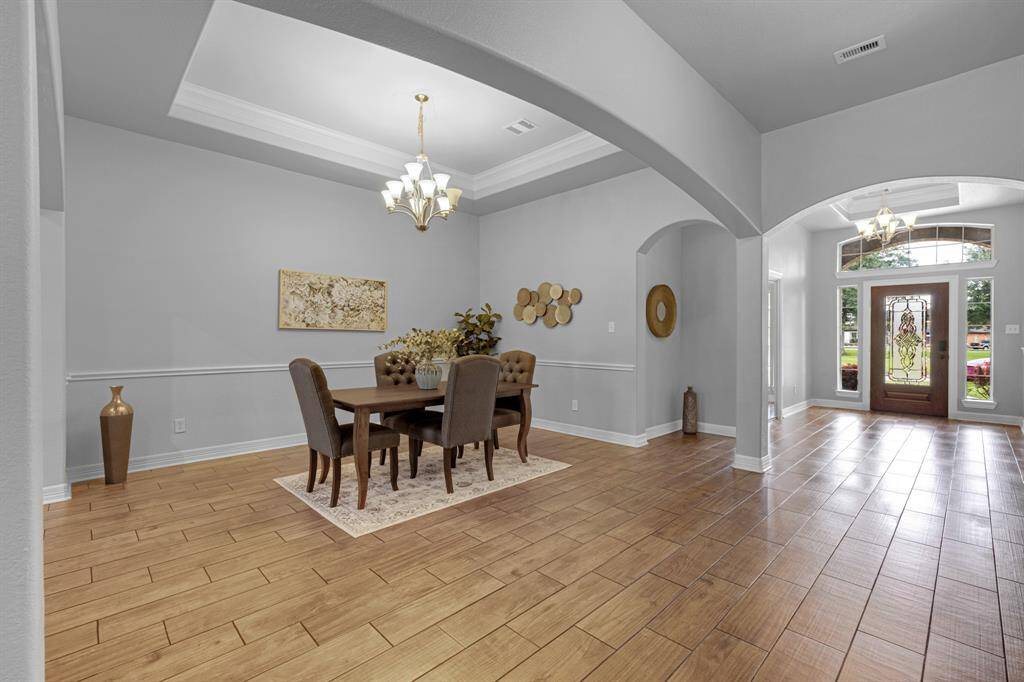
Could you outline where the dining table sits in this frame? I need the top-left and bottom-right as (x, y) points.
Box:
(330, 380), (537, 509)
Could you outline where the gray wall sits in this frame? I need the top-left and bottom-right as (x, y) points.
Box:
(478, 168), (719, 438)
(766, 223), (810, 412)
(41, 208), (67, 490)
(64, 117), (480, 477)
(807, 203), (1024, 420)
(641, 227), (684, 429)
(677, 224), (738, 430)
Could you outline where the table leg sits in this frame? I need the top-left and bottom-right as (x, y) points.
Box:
(353, 407), (370, 509)
(516, 388), (531, 463)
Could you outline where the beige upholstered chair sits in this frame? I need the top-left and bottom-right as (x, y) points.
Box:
(289, 358), (400, 507)
(387, 356), (501, 494)
(484, 350), (536, 452)
(373, 352), (426, 465)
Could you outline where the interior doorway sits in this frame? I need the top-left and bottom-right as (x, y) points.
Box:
(869, 281), (950, 416)
(767, 275), (781, 420)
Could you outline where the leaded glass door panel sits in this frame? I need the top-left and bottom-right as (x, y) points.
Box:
(870, 282), (949, 416)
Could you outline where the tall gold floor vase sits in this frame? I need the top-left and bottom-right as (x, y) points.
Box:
(100, 385), (133, 484)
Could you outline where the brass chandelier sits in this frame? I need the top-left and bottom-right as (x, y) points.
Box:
(380, 94), (462, 232)
(856, 188), (914, 245)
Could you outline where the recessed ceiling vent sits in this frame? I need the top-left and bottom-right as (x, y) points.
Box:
(834, 35), (887, 65)
(504, 118), (538, 135)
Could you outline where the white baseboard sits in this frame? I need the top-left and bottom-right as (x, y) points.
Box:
(532, 418), (647, 448)
(950, 410), (1023, 427)
(809, 398), (869, 411)
(697, 422), (736, 438)
(42, 483), (72, 503)
(645, 420), (682, 439)
(781, 400), (810, 418)
(733, 453), (771, 473)
(67, 432), (307, 483)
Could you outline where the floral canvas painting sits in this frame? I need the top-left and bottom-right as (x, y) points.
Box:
(278, 269), (387, 331)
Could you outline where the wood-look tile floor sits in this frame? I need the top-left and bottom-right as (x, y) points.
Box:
(43, 408), (1024, 681)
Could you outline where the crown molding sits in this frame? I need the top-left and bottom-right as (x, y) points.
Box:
(169, 82), (621, 203)
(831, 183), (960, 221)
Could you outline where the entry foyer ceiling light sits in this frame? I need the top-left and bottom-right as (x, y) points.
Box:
(380, 94), (462, 232)
(857, 189), (915, 245)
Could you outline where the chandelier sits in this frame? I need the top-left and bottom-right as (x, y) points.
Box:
(380, 94), (462, 232)
(856, 189), (914, 245)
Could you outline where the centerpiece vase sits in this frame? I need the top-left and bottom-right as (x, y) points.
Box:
(415, 362), (442, 390)
(100, 385), (134, 483)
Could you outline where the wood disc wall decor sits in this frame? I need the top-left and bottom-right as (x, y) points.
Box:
(513, 281), (583, 328)
(646, 284), (677, 337)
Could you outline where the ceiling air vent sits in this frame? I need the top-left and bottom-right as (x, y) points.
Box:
(504, 118), (538, 135)
(834, 35), (886, 65)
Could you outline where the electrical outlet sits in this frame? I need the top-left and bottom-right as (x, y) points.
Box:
(571, 399), (579, 412)
(607, 321), (615, 333)
(173, 418), (187, 434)
(1005, 324), (1020, 335)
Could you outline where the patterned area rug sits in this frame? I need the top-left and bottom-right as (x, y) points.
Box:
(275, 445), (570, 537)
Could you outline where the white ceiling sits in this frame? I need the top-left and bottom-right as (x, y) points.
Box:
(626, 0), (1024, 132)
(56, 0), (640, 214)
(796, 182), (1024, 232)
(186, 1), (582, 176)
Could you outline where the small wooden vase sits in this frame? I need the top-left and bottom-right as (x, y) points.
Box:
(100, 386), (133, 484)
(682, 386), (698, 435)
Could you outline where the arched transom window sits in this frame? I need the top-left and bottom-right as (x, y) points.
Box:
(838, 224), (992, 272)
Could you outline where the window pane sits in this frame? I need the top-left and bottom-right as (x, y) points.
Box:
(837, 224), (994, 273)
(965, 278), (993, 400)
(884, 294), (930, 385)
(839, 287), (859, 391)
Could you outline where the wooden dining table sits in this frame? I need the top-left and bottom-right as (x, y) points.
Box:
(330, 381), (537, 509)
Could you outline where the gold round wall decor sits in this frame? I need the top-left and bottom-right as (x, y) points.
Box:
(513, 281), (582, 328)
(646, 284), (677, 337)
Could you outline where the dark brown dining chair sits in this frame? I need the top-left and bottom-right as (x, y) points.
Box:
(387, 355), (501, 494)
(289, 358), (401, 507)
(373, 352), (426, 466)
(479, 349), (535, 454)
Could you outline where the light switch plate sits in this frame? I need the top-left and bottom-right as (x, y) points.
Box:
(173, 417), (187, 434)
(571, 399), (579, 412)
(608, 321), (615, 333)
(1006, 324), (1021, 335)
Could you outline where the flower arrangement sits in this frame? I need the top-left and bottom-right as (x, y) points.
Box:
(379, 327), (462, 367)
(454, 304), (503, 356)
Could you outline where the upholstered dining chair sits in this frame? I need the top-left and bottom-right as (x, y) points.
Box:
(387, 355), (501, 494)
(373, 352), (425, 466)
(467, 349), (535, 456)
(289, 358), (401, 507)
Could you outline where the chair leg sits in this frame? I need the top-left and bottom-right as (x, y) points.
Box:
(450, 447), (458, 469)
(366, 451), (371, 479)
(458, 445), (464, 459)
(409, 439), (421, 478)
(330, 457), (341, 507)
(379, 449), (386, 466)
(474, 441), (479, 450)
(306, 448), (317, 493)
(493, 429), (499, 449)
(317, 454), (330, 484)
(484, 439), (495, 481)
(389, 447), (399, 491)
(442, 448), (454, 494)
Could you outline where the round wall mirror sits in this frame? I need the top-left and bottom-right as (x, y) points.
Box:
(646, 284), (677, 337)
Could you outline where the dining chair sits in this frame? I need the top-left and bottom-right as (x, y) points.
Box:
(289, 358), (401, 507)
(373, 352), (425, 466)
(464, 349), (535, 457)
(387, 355), (501, 494)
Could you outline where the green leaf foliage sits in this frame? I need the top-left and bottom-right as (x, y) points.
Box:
(454, 303), (503, 356)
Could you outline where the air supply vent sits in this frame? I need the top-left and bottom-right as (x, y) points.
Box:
(504, 118), (538, 135)
(834, 35), (886, 64)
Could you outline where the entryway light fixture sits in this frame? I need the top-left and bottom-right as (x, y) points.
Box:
(380, 94), (462, 232)
(856, 189), (915, 245)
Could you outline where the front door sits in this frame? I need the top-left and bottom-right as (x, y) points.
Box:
(870, 282), (949, 416)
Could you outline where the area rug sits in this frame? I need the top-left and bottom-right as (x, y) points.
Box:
(274, 445), (570, 537)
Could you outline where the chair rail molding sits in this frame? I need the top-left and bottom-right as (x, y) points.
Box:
(534, 359), (635, 372)
(66, 360), (374, 382)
